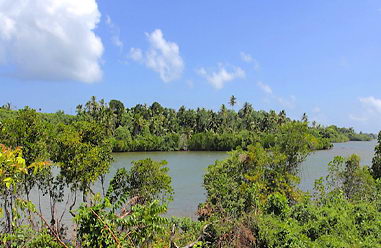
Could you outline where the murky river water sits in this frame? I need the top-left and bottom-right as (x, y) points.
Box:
(30, 140), (377, 225)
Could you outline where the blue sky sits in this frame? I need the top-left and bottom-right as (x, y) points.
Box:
(0, 0), (381, 133)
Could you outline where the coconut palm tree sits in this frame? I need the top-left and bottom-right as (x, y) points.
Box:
(229, 95), (237, 108)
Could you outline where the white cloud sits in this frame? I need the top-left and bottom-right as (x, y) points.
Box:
(256, 81), (296, 109)
(197, 64), (245, 89)
(240, 52), (253, 63)
(0, 0), (103, 83)
(348, 96), (381, 133)
(105, 15), (123, 50)
(112, 36), (124, 49)
(257, 81), (272, 94)
(349, 96), (381, 123)
(252, 60), (260, 71)
(359, 96), (381, 114)
(129, 48), (143, 61)
(240, 51), (260, 71)
(130, 29), (184, 82)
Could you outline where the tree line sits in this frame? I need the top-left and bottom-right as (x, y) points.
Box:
(1, 97), (374, 154)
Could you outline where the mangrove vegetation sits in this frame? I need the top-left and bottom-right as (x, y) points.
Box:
(0, 98), (378, 247)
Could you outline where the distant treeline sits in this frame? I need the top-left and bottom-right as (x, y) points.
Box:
(0, 97), (374, 153)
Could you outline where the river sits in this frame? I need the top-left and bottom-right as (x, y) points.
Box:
(30, 140), (377, 225)
(110, 140), (377, 218)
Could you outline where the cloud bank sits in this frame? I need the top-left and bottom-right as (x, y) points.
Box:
(0, 0), (104, 83)
(130, 29), (184, 82)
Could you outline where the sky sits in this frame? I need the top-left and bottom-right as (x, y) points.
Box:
(0, 0), (381, 133)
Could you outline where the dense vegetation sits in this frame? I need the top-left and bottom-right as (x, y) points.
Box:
(0, 99), (377, 247)
(0, 97), (374, 154)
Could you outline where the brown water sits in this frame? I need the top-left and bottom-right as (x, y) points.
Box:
(30, 140), (377, 225)
(299, 140), (377, 191)
(109, 140), (377, 217)
(110, 151), (228, 218)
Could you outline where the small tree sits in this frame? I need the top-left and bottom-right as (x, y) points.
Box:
(129, 159), (173, 204)
(107, 158), (173, 205)
(0, 145), (50, 233)
(51, 121), (113, 202)
(78, 158), (173, 248)
(75, 197), (168, 248)
(0, 108), (50, 201)
(326, 154), (376, 201)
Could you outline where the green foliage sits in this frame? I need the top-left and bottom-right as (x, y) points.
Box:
(188, 131), (259, 151)
(0, 108), (50, 193)
(265, 122), (314, 174)
(1, 98), (373, 154)
(229, 95), (237, 107)
(51, 121), (113, 195)
(372, 131), (381, 179)
(0, 108), (16, 121)
(109, 99), (125, 128)
(74, 198), (123, 248)
(198, 126), (379, 247)
(107, 168), (129, 204)
(0, 98), (378, 247)
(265, 193), (290, 217)
(317, 125), (373, 143)
(108, 158), (173, 205)
(0, 146), (58, 247)
(76, 96), (116, 135)
(0, 145), (29, 190)
(247, 152), (381, 247)
(202, 136), (308, 219)
(75, 196), (169, 247)
(0, 144), (177, 247)
(0, 108), (50, 166)
(0, 107), (54, 214)
(124, 201), (169, 245)
(1, 227), (62, 248)
(74, 97), (349, 152)
(255, 192), (381, 248)
(325, 155), (377, 202)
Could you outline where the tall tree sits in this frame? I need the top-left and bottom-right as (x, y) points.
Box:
(77, 96), (116, 135)
(229, 95), (237, 108)
(1, 102), (12, 110)
(109, 99), (125, 128)
(301, 112), (308, 123)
